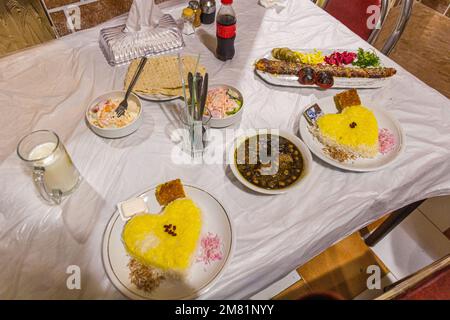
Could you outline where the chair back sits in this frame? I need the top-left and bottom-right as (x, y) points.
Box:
(323, 0), (385, 41)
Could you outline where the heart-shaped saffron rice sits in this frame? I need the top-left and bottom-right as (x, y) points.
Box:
(122, 198), (202, 272)
(316, 105), (379, 158)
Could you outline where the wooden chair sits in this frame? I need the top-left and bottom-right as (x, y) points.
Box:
(359, 200), (425, 247)
(377, 255), (450, 300)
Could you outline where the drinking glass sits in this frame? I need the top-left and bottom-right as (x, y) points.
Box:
(17, 130), (81, 205)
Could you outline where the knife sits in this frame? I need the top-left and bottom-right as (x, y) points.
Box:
(199, 73), (209, 121)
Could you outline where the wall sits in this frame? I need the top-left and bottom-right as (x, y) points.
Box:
(0, 0), (55, 57)
(43, 0), (133, 36)
(42, 0), (175, 36)
(0, 0), (176, 57)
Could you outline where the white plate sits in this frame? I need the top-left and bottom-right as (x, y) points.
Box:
(229, 129), (313, 195)
(102, 185), (234, 300)
(299, 95), (405, 172)
(136, 92), (181, 102)
(255, 49), (392, 89)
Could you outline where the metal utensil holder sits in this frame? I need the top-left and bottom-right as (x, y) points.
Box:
(177, 55), (210, 159)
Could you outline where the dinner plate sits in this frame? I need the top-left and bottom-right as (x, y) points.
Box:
(102, 185), (234, 300)
(255, 49), (392, 89)
(135, 92), (182, 102)
(299, 95), (405, 172)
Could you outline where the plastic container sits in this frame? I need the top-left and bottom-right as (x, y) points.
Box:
(99, 14), (185, 66)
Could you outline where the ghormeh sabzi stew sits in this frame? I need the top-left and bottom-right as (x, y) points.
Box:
(235, 135), (304, 190)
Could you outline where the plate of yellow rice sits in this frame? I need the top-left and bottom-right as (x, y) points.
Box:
(299, 94), (405, 172)
(102, 184), (234, 300)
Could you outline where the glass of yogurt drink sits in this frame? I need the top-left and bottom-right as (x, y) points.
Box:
(17, 130), (81, 204)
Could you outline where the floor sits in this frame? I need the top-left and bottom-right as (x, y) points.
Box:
(262, 195), (450, 300)
(373, 1), (450, 98)
(273, 231), (389, 300)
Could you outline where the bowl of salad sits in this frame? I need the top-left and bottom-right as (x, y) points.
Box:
(202, 85), (243, 128)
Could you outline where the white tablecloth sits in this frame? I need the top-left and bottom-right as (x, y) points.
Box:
(0, 0), (449, 299)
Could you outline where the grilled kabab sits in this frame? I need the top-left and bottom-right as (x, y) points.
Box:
(255, 58), (396, 78)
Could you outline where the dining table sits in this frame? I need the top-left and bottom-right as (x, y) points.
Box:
(1, 0), (449, 299)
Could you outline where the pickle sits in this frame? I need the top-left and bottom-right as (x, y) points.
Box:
(279, 48), (289, 60)
(273, 47), (299, 63)
(272, 48), (281, 58)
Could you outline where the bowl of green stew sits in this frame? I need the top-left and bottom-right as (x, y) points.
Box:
(229, 129), (313, 195)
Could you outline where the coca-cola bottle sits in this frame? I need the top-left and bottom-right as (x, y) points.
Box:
(216, 0), (236, 61)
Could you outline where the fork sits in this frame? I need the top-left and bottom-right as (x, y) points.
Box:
(116, 57), (148, 117)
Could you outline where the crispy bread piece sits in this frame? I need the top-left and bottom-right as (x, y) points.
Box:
(334, 89), (362, 112)
(155, 179), (186, 206)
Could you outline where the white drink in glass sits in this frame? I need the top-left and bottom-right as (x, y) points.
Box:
(29, 142), (80, 194)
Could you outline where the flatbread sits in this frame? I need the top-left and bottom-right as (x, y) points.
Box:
(125, 56), (206, 97)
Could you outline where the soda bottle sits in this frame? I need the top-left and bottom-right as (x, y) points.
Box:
(216, 0), (236, 61)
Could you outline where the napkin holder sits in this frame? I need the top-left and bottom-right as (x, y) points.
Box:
(99, 14), (185, 66)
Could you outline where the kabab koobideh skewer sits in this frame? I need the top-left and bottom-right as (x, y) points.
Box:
(255, 58), (397, 78)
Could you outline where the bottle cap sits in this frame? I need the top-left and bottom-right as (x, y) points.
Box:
(189, 0), (200, 9)
(221, 0), (232, 4)
(182, 7), (194, 18)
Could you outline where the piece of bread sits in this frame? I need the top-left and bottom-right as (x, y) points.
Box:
(155, 179), (186, 206)
(334, 89), (361, 112)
